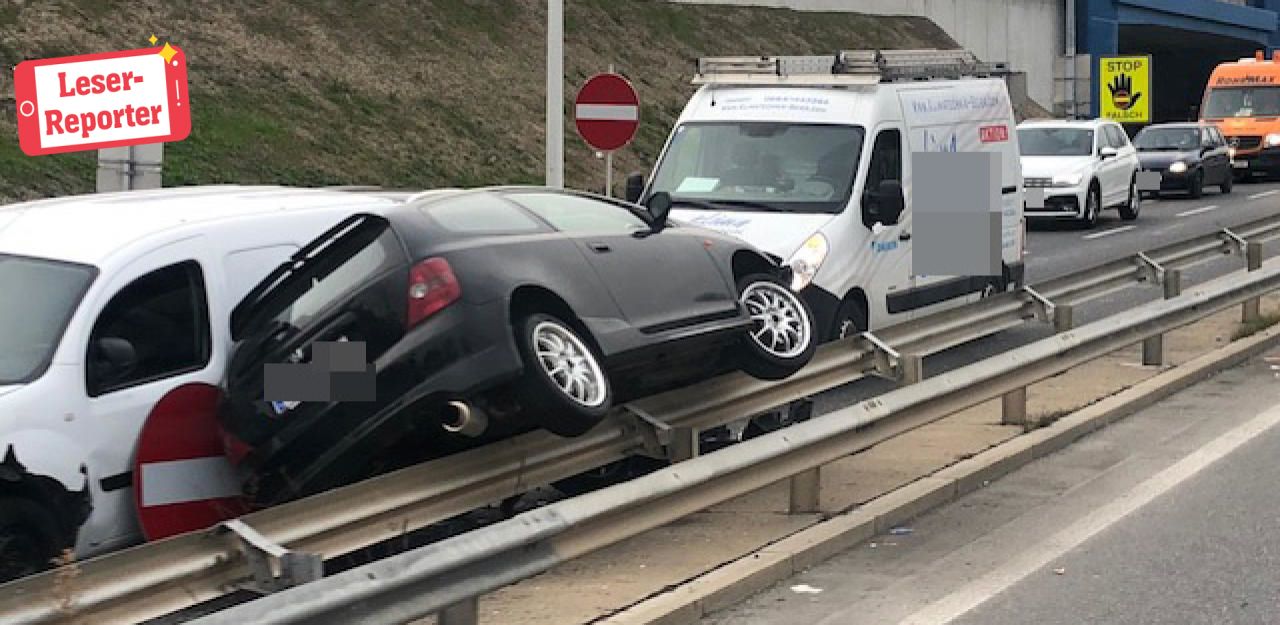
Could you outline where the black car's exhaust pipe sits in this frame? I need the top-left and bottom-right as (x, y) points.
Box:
(443, 400), (487, 437)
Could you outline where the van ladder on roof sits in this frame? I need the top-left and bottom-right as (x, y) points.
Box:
(692, 48), (1010, 87)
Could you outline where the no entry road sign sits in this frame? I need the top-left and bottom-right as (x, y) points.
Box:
(575, 72), (639, 152)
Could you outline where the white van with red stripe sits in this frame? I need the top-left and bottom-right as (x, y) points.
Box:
(0, 185), (405, 581)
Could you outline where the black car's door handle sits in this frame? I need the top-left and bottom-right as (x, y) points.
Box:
(588, 242), (611, 253)
(899, 232), (912, 241)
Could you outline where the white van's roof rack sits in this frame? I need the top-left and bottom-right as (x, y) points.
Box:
(692, 48), (1009, 86)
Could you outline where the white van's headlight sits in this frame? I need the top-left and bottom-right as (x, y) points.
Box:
(1266, 133), (1280, 147)
(787, 233), (829, 291)
(1052, 172), (1083, 187)
(1168, 161), (1187, 173)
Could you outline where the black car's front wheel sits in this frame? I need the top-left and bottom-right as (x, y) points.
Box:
(514, 313), (613, 437)
(734, 274), (817, 380)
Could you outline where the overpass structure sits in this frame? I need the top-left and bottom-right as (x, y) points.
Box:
(670, 0), (1280, 124)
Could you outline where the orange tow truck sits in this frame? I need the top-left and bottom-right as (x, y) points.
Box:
(1201, 50), (1280, 181)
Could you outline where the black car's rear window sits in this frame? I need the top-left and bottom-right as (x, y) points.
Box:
(231, 214), (407, 341)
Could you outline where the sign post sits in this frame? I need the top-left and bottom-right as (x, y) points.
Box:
(546, 0), (564, 188)
(1099, 55), (1151, 124)
(575, 70), (639, 197)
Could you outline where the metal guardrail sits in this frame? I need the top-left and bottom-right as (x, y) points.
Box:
(187, 249), (1280, 625)
(3, 214), (1280, 625)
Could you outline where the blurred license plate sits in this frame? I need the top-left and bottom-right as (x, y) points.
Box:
(1233, 160), (1249, 169)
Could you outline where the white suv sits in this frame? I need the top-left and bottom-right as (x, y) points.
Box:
(1017, 119), (1142, 228)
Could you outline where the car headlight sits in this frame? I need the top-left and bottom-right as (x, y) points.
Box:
(1051, 172), (1083, 187)
(1168, 161), (1187, 173)
(1266, 133), (1280, 147)
(786, 233), (829, 291)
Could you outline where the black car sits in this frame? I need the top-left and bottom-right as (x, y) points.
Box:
(219, 186), (816, 505)
(1133, 122), (1232, 198)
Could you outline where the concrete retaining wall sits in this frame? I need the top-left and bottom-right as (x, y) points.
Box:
(667, 0), (1063, 110)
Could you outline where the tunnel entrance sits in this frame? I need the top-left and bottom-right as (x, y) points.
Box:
(1118, 25), (1260, 125)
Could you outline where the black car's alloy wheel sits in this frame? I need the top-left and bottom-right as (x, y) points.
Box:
(0, 498), (63, 584)
(735, 274), (816, 380)
(1188, 170), (1204, 199)
(514, 313), (612, 437)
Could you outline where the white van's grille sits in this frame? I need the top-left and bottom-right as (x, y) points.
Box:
(1024, 177), (1052, 188)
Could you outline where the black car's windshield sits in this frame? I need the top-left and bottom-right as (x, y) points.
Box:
(231, 215), (406, 342)
(0, 254), (96, 383)
(1203, 86), (1280, 118)
(1133, 128), (1201, 151)
(1017, 127), (1095, 156)
(647, 122), (865, 215)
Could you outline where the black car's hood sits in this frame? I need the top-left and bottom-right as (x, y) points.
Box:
(1137, 150), (1198, 169)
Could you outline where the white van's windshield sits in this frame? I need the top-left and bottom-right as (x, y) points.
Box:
(648, 122), (865, 215)
(0, 254), (96, 384)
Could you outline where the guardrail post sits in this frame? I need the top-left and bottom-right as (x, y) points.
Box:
(1054, 304), (1074, 333)
(1244, 242), (1263, 323)
(788, 468), (822, 514)
(1001, 386), (1028, 426)
(670, 426), (699, 462)
(1142, 268), (1182, 366)
(900, 353), (924, 384)
(440, 597), (479, 625)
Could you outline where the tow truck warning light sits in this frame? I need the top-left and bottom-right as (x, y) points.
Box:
(14, 45), (191, 156)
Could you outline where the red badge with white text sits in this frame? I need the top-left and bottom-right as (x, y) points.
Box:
(14, 44), (190, 156)
(979, 125), (1009, 143)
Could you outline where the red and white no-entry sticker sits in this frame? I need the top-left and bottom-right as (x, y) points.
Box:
(133, 383), (248, 541)
(574, 72), (639, 152)
(14, 44), (191, 156)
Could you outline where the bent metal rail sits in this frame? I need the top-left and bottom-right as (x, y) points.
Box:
(186, 246), (1280, 625)
(2, 214), (1280, 625)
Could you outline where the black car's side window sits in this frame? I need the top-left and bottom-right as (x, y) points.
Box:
(87, 261), (211, 397)
(862, 128), (901, 229)
(425, 194), (546, 235)
(508, 192), (650, 236)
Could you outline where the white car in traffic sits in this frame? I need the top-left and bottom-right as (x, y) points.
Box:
(1017, 118), (1142, 228)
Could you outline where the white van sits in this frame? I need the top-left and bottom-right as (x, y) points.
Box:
(0, 185), (406, 580)
(627, 50), (1027, 341)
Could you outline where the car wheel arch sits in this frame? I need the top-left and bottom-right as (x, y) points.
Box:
(731, 250), (778, 284)
(0, 446), (90, 551)
(508, 285), (604, 356)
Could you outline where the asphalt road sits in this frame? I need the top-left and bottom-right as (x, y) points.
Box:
(704, 346), (1280, 625)
(812, 179), (1280, 415)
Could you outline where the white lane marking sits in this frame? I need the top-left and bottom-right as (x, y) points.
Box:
(896, 400), (1280, 625)
(1176, 204), (1219, 217)
(575, 104), (638, 121)
(140, 456), (242, 506)
(1082, 225), (1135, 240)
(1248, 189), (1278, 200)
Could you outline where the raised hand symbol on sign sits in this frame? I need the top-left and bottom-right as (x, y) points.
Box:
(1108, 73), (1142, 111)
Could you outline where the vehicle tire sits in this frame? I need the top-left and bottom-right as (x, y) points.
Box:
(0, 497), (65, 583)
(1078, 183), (1100, 230)
(1118, 174), (1141, 221)
(829, 296), (869, 342)
(734, 273), (817, 380)
(1221, 171), (1233, 194)
(513, 313), (613, 437)
(1188, 170), (1204, 199)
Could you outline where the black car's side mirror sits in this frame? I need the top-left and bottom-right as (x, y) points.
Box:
(644, 191), (672, 233)
(865, 179), (905, 226)
(89, 337), (138, 387)
(625, 172), (646, 204)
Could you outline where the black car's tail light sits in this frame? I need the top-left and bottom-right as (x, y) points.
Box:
(407, 257), (461, 328)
